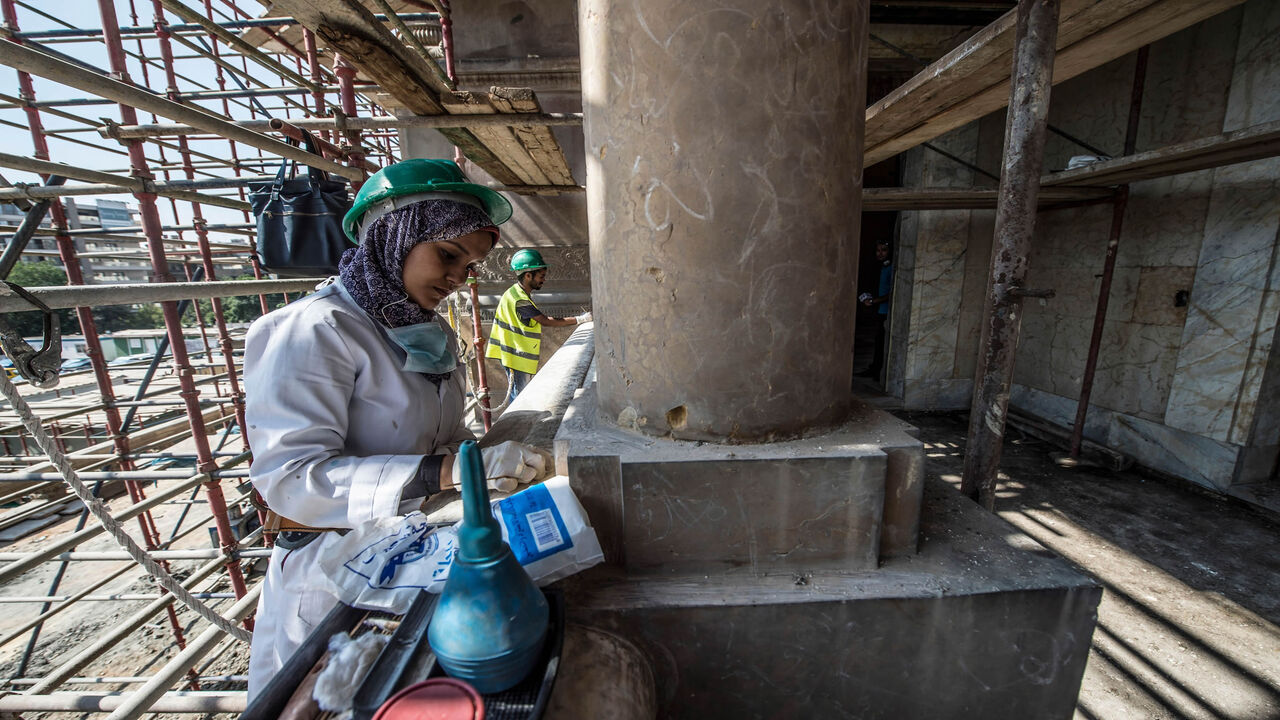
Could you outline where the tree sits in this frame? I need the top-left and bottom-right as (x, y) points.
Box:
(2, 262), (77, 338)
(94, 302), (166, 332)
(183, 275), (288, 325)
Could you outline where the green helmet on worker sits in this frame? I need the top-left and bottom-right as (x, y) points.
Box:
(342, 158), (514, 242)
(510, 248), (547, 276)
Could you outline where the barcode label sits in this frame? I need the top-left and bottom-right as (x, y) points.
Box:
(527, 508), (564, 552)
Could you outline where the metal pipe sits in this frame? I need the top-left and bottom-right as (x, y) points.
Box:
(6, 83), (374, 109)
(960, 0), (1060, 510)
(0, 690), (245, 713)
(0, 277), (319, 312)
(0, 38), (363, 181)
(155, 0), (322, 93)
(51, 222), (256, 237)
(24, 553), (227, 695)
(1068, 45), (1149, 459)
(0, 507), (237, 657)
(102, 112), (583, 139)
(268, 118), (379, 172)
(104, 583), (261, 719)
(7, 674), (246, 685)
(0, 472), (206, 585)
(14, 12), (436, 39)
(0, 451), (244, 461)
(0, 176), (62, 279)
(301, 28), (329, 143)
(0, 153), (255, 209)
(145, 14), (253, 462)
(0, 468), (248, 482)
(0, 562), (135, 650)
(0, 372), (233, 437)
(0, 2), (172, 675)
(0, 548), (271, 562)
(332, 54), (368, 187)
(466, 271), (493, 430)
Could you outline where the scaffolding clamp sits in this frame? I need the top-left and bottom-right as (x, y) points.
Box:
(0, 281), (62, 388)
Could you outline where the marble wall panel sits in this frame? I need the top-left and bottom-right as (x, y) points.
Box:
(1222, 0), (1280, 132)
(902, 378), (972, 411)
(1119, 172), (1214, 269)
(887, 179), (919, 400)
(1245, 264), (1280, 452)
(905, 209), (971, 382)
(1166, 157), (1280, 443)
(1043, 55), (1132, 171)
(953, 208), (994, 380)
(953, 115), (1004, 382)
(1133, 266), (1196, 327)
(1093, 322), (1184, 422)
(1011, 385), (1242, 490)
(1011, 310), (1054, 392)
(1137, 8), (1240, 149)
(902, 126), (979, 387)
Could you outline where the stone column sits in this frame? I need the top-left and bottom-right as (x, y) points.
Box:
(580, 0), (868, 442)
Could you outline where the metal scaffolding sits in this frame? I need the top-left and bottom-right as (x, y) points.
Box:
(0, 0), (447, 714)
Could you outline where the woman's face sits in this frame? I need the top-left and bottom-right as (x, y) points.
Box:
(402, 230), (493, 310)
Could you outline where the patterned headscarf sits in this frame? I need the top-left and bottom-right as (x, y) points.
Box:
(338, 199), (496, 328)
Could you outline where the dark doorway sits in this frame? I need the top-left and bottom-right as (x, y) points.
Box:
(853, 153), (900, 392)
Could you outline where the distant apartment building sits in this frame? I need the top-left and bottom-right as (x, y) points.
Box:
(0, 198), (248, 283)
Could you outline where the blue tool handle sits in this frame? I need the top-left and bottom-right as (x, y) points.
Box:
(456, 440), (504, 561)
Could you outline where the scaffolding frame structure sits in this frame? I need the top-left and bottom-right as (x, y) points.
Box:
(0, 1), (473, 715)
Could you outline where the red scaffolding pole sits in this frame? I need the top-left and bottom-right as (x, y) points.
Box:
(97, 0), (252, 626)
(1, 0), (197, 687)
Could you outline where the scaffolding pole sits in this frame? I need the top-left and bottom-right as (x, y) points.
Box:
(0, 37), (362, 180)
(101, 112), (584, 140)
(961, 0), (1061, 510)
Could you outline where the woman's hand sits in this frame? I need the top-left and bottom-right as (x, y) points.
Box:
(448, 441), (550, 492)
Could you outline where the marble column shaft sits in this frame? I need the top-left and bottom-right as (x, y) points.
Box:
(580, 0), (869, 441)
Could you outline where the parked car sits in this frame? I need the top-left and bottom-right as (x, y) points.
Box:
(61, 357), (93, 371)
(108, 355), (148, 367)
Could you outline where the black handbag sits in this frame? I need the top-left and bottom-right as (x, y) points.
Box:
(248, 130), (354, 278)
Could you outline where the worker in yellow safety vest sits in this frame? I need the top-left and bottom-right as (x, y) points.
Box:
(486, 248), (591, 403)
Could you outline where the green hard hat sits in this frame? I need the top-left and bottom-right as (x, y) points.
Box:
(342, 158), (514, 241)
(510, 248), (547, 274)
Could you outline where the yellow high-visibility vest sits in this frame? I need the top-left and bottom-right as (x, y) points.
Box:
(486, 283), (541, 374)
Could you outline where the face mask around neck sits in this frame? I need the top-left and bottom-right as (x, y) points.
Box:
(384, 321), (458, 374)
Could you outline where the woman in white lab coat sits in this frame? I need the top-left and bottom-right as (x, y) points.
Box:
(242, 159), (543, 696)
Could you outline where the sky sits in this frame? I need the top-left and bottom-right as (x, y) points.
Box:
(0, 0), (367, 238)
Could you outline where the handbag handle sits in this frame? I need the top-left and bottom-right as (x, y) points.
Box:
(270, 127), (330, 192)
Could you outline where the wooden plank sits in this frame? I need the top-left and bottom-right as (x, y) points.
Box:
(269, 0), (450, 102)
(865, 0), (1121, 149)
(267, 0), (523, 186)
(490, 87), (577, 186)
(864, 9), (1017, 149)
(865, 0), (1247, 166)
(862, 186), (1112, 211)
(441, 91), (550, 185)
(1043, 119), (1280, 187)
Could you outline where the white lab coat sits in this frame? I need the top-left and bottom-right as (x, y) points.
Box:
(242, 281), (473, 697)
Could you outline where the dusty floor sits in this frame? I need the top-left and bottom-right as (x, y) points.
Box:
(897, 410), (1280, 720)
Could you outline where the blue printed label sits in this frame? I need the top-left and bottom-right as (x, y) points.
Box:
(498, 483), (573, 564)
(342, 516), (455, 590)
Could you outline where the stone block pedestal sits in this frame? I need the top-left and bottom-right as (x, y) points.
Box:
(556, 385), (925, 574)
(553, 375), (1099, 718)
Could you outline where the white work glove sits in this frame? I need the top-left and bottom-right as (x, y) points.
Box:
(574, 311), (593, 325)
(453, 440), (548, 493)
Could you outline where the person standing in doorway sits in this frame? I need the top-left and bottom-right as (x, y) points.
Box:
(858, 240), (893, 380)
(486, 248), (591, 403)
